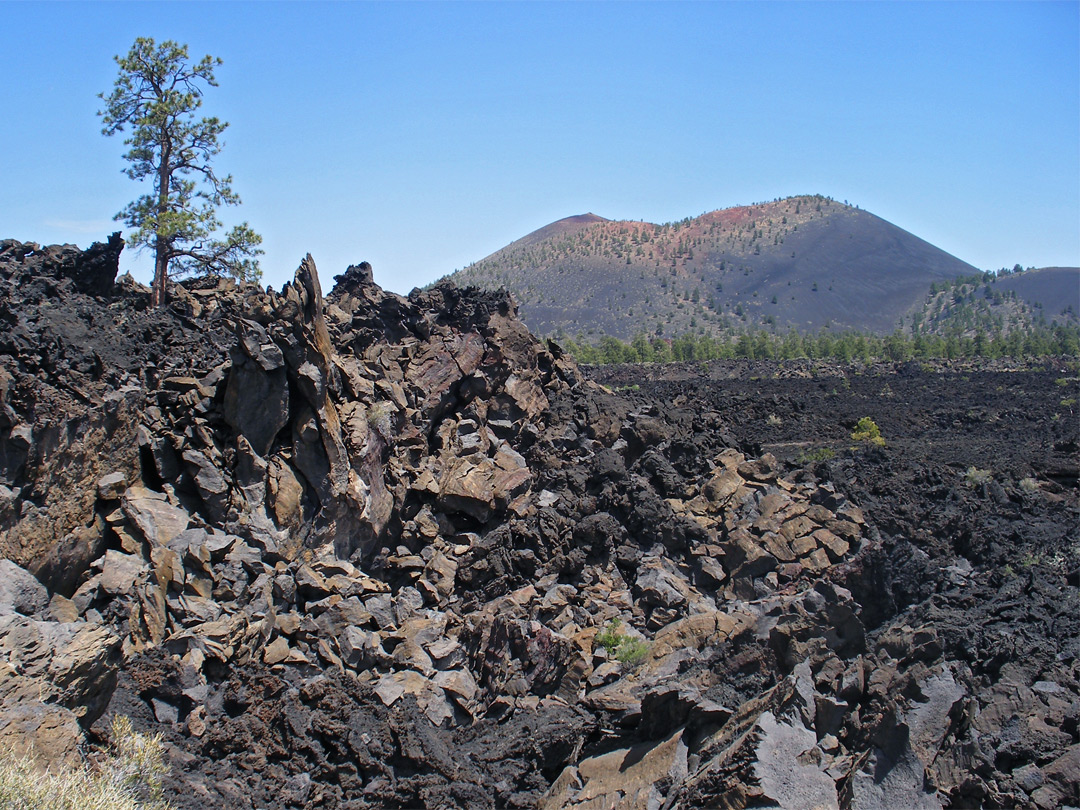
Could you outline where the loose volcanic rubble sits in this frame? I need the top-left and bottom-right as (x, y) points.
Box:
(0, 236), (1076, 809)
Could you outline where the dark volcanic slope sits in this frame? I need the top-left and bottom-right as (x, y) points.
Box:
(996, 266), (1080, 321)
(501, 212), (610, 251)
(450, 195), (978, 339)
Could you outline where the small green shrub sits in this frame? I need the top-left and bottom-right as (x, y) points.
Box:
(615, 637), (650, 666)
(965, 467), (992, 487)
(1019, 476), (1040, 494)
(798, 446), (836, 464)
(851, 417), (885, 447)
(595, 619), (623, 654)
(766, 413), (782, 427)
(366, 402), (394, 438)
(594, 619), (650, 668)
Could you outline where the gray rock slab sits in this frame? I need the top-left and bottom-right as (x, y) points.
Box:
(0, 559), (49, 617)
(752, 711), (839, 810)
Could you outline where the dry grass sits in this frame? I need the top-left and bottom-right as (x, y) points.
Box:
(0, 716), (170, 810)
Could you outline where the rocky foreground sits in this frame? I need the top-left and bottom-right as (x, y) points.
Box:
(0, 235), (1076, 809)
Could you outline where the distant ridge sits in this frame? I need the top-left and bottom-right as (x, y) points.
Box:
(448, 195), (981, 339)
(506, 213), (610, 251)
(995, 266), (1080, 320)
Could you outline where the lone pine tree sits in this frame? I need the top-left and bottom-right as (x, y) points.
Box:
(99, 37), (262, 306)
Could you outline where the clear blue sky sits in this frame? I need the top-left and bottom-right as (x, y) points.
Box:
(2, 1), (1077, 294)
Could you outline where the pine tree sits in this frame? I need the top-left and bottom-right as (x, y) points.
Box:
(100, 38), (262, 306)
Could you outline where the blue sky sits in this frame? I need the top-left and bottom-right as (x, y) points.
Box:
(2, 1), (1077, 294)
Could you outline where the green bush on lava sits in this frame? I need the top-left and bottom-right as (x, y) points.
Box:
(595, 618), (650, 667)
(851, 417), (885, 447)
(614, 637), (650, 666)
(798, 446), (836, 464)
(1019, 476), (1040, 494)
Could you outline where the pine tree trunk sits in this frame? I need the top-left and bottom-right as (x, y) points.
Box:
(152, 239), (168, 307)
(152, 150), (171, 307)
